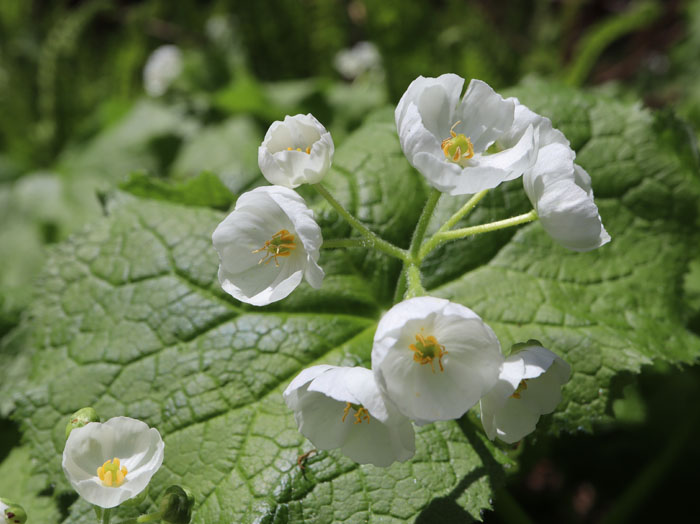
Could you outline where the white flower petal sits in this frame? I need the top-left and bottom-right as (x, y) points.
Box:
(372, 297), (502, 422)
(396, 75), (536, 195)
(62, 417), (164, 509)
(283, 365), (415, 467)
(258, 114), (334, 188)
(213, 186), (324, 305)
(480, 344), (570, 443)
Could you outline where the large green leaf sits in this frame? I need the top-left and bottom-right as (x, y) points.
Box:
(9, 81), (700, 522)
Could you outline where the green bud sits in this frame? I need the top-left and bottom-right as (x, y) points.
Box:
(65, 407), (99, 440)
(0, 498), (27, 524)
(159, 485), (195, 524)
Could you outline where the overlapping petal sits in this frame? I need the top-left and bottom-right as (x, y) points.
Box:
(371, 297), (503, 423)
(258, 114), (334, 188)
(62, 417), (164, 509)
(212, 186), (324, 306)
(480, 343), (571, 443)
(395, 75), (538, 195)
(284, 365), (415, 467)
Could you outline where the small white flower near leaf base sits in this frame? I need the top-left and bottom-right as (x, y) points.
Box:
(501, 99), (611, 252)
(258, 114), (335, 188)
(395, 74), (538, 195)
(62, 417), (164, 509)
(372, 297), (503, 424)
(480, 341), (571, 444)
(212, 186), (324, 306)
(143, 45), (183, 97)
(283, 365), (415, 467)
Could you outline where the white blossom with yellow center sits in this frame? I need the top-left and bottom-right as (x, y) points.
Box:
(284, 365), (415, 467)
(212, 186), (324, 306)
(62, 417), (164, 508)
(371, 297), (503, 424)
(395, 74), (539, 195)
(258, 114), (334, 188)
(480, 342), (571, 443)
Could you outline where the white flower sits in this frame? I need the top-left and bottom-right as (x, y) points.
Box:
(258, 114), (334, 188)
(143, 45), (183, 97)
(501, 100), (611, 251)
(334, 41), (382, 79)
(480, 342), (571, 444)
(283, 365), (415, 467)
(212, 186), (324, 306)
(371, 297), (503, 424)
(62, 417), (164, 509)
(395, 74), (538, 195)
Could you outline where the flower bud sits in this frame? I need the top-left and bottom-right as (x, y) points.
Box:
(0, 498), (27, 524)
(65, 407), (99, 440)
(159, 485), (195, 524)
(258, 114), (334, 188)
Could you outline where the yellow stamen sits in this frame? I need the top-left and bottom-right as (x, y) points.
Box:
(252, 229), (297, 267)
(341, 402), (370, 424)
(409, 331), (447, 373)
(286, 146), (311, 154)
(510, 379), (528, 399)
(96, 458), (128, 487)
(441, 121), (474, 164)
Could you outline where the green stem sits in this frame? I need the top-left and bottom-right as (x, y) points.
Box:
(321, 238), (367, 249)
(313, 183), (409, 262)
(102, 507), (112, 524)
(113, 511), (163, 524)
(405, 264), (425, 298)
(409, 188), (441, 258)
(419, 210), (538, 258)
(437, 189), (489, 234)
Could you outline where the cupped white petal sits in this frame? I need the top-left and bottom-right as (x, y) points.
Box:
(372, 297), (502, 423)
(213, 186), (324, 306)
(480, 344), (571, 443)
(283, 365), (415, 467)
(396, 75), (537, 195)
(62, 417), (164, 508)
(258, 114), (334, 188)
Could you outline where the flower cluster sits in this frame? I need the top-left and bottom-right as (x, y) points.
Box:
(212, 114), (334, 305)
(211, 73), (609, 467)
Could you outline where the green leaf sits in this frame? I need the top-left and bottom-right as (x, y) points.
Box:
(0, 446), (61, 523)
(120, 171), (235, 211)
(170, 117), (262, 195)
(11, 82), (700, 523)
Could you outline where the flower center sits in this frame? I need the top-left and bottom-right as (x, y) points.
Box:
(97, 457), (128, 488)
(341, 402), (371, 424)
(409, 332), (447, 373)
(510, 379), (529, 399)
(252, 229), (297, 267)
(441, 121), (474, 164)
(286, 146), (311, 154)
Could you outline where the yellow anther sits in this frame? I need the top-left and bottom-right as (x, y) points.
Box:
(510, 379), (529, 399)
(441, 121), (474, 164)
(409, 331), (447, 373)
(341, 402), (370, 425)
(252, 229), (297, 267)
(96, 458), (128, 487)
(286, 146), (311, 154)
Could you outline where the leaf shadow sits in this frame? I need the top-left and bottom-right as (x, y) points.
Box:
(415, 416), (506, 523)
